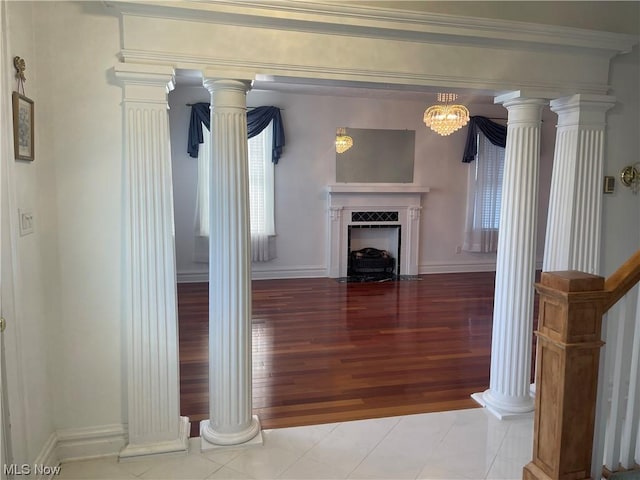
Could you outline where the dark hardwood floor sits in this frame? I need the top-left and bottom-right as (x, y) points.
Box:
(178, 272), (535, 438)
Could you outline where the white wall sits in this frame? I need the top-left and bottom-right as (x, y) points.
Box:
(31, 1), (123, 432)
(4, 0), (125, 460)
(602, 45), (640, 275)
(171, 87), (555, 280)
(4, 0), (56, 465)
(4, 5), (128, 460)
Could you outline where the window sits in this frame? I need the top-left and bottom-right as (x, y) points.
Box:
(247, 121), (275, 237)
(195, 123), (275, 261)
(463, 131), (505, 253)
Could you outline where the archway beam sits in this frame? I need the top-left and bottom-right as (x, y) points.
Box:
(107, 1), (635, 98)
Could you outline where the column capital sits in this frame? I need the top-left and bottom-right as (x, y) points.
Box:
(113, 63), (175, 103)
(494, 92), (547, 125)
(203, 79), (252, 111)
(550, 94), (616, 127)
(494, 90), (550, 105)
(203, 78), (252, 95)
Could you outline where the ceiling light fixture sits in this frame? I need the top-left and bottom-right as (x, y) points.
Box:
(335, 127), (353, 153)
(423, 93), (470, 136)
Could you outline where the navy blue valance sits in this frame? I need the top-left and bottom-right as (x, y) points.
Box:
(188, 104), (285, 164)
(187, 103), (210, 158)
(462, 116), (507, 163)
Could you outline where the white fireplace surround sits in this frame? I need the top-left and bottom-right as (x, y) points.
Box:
(327, 184), (429, 278)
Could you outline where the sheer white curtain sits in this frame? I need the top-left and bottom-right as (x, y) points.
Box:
(463, 131), (504, 253)
(248, 121), (275, 261)
(194, 123), (275, 263)
(193, 131), (210, 262)
(195, 131), (211, 236)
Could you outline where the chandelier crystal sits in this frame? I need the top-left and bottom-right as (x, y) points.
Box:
(423, 93), (470, 136)
(335, 127), (354, 153)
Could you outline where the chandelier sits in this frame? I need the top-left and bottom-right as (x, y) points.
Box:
(423, 93), (470, 136)
(335, 127), (353, 153)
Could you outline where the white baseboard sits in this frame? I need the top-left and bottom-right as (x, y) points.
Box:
(251, 265), (326, 280)
(420, 259), (544, 275)
(178, 266), (327, 282)
(51, 421), (195, 463)
(180, 260), (543, 282)
(420, 262), (497, 274)
(55, 424), (127, 462)
(33, 432), (61, 479)
(177, 270), (208, 283)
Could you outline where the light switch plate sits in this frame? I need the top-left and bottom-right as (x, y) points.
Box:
(19, 209), (34, 236)
(603, 176), (615, 194)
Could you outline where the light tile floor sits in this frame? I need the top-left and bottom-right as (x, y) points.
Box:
(57, 408), (533, 480)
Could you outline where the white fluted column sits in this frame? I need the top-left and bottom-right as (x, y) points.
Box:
(114, 64), (189, 458)
(543, 94), (616, 274)
(472, 93), (546, 418)
(200, 78), (262, 449)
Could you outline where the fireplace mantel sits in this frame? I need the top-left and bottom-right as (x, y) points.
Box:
(327, 184), (430, 194)
(326, 184), (428, 278)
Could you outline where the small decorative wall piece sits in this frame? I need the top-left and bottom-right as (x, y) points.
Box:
(12, 56), (34, 161)
(12, 92), (34, 161)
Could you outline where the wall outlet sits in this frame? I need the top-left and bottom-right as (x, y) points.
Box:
(19, 209), (34, 236)
(455, 245), (462, 254)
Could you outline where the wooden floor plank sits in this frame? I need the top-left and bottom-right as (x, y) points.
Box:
(178, 272), (536, 437)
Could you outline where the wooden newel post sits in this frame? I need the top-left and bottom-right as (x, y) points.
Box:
(524, 271), (608, 480)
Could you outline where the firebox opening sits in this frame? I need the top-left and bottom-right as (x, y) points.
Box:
(347, 225), (401, 280)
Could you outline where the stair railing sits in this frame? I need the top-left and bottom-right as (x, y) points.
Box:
(593, 250), (640, 479)
(523, 249), (640, 480)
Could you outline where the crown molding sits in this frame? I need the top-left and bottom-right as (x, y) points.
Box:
(106, 0), (638, 55)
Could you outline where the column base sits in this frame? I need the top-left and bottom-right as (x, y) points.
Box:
(471, 390), (534, 420)
(199, 416), (263, 451)
(119, 416), (190, 460)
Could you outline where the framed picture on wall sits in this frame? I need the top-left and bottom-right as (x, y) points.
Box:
(12, 92), (34, 161)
